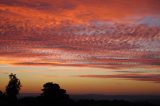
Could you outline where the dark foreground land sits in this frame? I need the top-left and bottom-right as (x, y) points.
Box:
(0, 95), (160, 106)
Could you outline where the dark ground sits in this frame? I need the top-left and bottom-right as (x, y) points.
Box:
(1, 94), (160, 106)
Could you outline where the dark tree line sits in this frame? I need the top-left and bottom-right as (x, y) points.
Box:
(0, 73), (71, 106)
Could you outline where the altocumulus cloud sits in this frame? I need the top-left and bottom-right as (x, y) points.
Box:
(0, 0), (160, 69)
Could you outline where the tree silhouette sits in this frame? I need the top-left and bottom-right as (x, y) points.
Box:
(6, 73), (21, 105)
(41, 82), (69, 99)
(40, 82), (70, 105)
(0, 90), (2, 96)
(0, 90), (3, 99)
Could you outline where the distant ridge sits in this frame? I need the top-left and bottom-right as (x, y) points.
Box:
(70, 94), (160, 101)
(19, 93), (160, 101)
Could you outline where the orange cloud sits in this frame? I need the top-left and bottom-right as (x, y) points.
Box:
(1, 0), (160, 23)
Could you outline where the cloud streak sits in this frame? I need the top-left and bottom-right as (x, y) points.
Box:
(78, 74), (160, 83)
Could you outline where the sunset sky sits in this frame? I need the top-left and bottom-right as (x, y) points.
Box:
(0, 0), (160, 95)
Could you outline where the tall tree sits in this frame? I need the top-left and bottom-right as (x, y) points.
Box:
(6, 73), (21, 104)
(0, 90), (3, 99)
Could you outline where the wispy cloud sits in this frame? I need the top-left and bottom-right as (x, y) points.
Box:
(77, 74), (160, 83)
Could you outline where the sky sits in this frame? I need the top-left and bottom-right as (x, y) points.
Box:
(0, 0), (160, 95)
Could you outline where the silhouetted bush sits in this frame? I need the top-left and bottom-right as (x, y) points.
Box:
(41, 82), (69, 99)
(38, 82), (71, 106)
